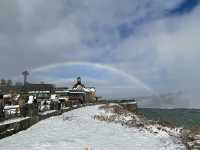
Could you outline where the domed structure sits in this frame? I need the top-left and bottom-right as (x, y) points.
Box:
(72, 77), (85, 90)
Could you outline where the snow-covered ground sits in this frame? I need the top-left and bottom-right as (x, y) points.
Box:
(0, 105), (185, 150)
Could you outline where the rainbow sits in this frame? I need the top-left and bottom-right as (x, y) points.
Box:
(30, 61), (154, 93)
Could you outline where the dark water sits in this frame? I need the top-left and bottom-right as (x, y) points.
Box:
(138, 108), (200, 128)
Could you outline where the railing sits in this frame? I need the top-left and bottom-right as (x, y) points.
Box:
(4, 105), (20, 119)
(0, 101), (63, 122)
(0, 99), (127, 123)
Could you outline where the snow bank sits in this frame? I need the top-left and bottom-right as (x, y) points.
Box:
(0, 117), (30, 126)
(0, 105), (185, 150)
(4, 105), (19, 110)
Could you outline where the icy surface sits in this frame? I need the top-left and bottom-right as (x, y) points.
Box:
(0, 106), (185, 150)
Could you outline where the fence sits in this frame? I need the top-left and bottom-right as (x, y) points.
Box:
(0, 101), (63, 122)
(4, 105), (20, 119)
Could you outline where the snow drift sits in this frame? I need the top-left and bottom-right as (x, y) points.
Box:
(0, 105), (185, 150)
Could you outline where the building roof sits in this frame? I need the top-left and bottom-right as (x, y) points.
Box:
(25, 83), (55, 92)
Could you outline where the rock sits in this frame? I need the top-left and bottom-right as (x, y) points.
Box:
(126, 120), (136, 127)
(136, 122), (144, 128)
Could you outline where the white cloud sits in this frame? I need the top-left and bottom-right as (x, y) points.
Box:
(2, 0), (200, 107)
(35, 20), (81, 49)
(0, 0), (183, 76)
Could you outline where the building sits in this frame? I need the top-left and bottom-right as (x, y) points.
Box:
(25, 83), (55, 93)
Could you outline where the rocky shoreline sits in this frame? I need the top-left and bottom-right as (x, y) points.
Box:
(94, 104), (200, 150)
(181, 127), (200, 150)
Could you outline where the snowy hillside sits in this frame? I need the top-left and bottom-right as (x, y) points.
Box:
(0, 105), (185, 150)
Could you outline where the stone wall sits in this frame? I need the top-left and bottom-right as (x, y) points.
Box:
(0, 108), (62, 139)
(0, 117), (32, 139)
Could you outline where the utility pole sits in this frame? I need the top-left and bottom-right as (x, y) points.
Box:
(22, 70), (29, 86)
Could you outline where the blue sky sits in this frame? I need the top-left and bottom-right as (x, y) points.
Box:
(0, 0), (200, 107)
(169, 0), (199, 15)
